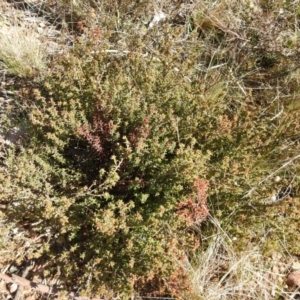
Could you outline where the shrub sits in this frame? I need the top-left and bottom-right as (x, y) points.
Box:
(1, 0), (300, 299)
(1, 25), (214, 297)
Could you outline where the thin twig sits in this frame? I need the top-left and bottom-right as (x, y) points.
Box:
(243, 153), (300, 198)
(270, 106), (284, 120)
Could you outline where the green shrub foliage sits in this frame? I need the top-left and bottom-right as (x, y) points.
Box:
(1, 28), (213, 296)
(1, 1), (300, 298)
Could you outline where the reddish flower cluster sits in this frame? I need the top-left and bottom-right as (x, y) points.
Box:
(77, 104), (112, 155)
(177, 178), (209, 226)
(128, 117), (151, 147)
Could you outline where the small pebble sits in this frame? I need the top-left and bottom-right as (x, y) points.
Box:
(9, 283), (18, 293)
(274, 176), (281, 183)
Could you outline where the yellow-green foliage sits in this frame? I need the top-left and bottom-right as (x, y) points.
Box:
(1, 0), (300, 298)
(1, 26), (213, 297)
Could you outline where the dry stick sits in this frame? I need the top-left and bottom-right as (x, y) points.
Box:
(243, 153), (300, 199)
(13, 262), (34, 300)
(0, 273), (13, 283)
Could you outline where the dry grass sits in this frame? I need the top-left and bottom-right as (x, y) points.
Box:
(0, 0), (63, 78)
(0, 24), (48, 78)
(179, 217), (294, 300)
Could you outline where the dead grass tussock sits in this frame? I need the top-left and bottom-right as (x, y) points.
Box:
(0, 0), (64, 78)
(180, 217), (290, 300)
(0, 24), (48, 78)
